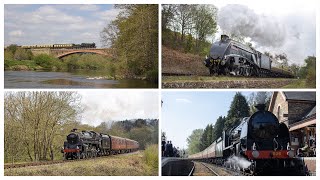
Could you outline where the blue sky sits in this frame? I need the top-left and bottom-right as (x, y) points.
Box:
(5, 4), (120, 47)
(162, 91), (253, 149)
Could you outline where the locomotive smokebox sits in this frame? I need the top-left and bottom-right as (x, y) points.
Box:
(255, 104), (266, 111)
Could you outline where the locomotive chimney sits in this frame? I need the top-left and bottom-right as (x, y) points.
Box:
(255, 104), (266, 111)
(221, 34), (229, 41)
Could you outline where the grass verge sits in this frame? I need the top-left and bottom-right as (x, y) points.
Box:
(5, 151), (158, 176)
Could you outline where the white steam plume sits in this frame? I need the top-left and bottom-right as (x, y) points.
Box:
(218, 4), (286, 47)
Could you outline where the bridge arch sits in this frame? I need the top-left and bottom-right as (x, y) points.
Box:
(55, 49), (113, 59)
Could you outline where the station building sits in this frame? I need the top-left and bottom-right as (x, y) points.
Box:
(268, 91), (316, 175)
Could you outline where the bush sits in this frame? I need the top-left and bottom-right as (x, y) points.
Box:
(146, 69), (158, 84)
(33, 54), (64, 70)
(144, 144), (158, 169)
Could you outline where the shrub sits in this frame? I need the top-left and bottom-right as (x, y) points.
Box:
(33, 54), (64, 70)
(144, 144), (158, 169)
(146, 69), (158, 84)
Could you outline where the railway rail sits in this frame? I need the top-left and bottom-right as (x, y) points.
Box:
(4, 151), (139, 169)
(190, 162), (220, 176)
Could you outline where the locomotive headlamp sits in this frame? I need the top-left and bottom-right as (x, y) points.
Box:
(252, 150), (259, 158)
(287, 150), (295, 158)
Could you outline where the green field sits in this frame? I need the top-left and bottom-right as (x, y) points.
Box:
(5, 150), (158, 176)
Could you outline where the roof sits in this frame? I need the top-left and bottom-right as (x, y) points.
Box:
(303, 105), (316, 119)
(283, 92), (316, 101)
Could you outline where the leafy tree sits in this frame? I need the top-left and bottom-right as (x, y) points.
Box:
(186, 129), (203, 154)
(14, 48), (32, 60)
(162, 4), (218, 56)
(6, 44), (18, 54)
(162, 5), (176, 31)
(101, 5), (158, 80)
(212, 116), (226, 141)
(199, 124), (214, 151)
(4, 50), (14, 61)
(192, 5), (218, 53)
(304, 56), (316, 88)
(224, 92), (250, 130)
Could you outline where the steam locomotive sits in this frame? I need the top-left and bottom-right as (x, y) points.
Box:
(204, 35), (294, 78)
(189, 104), (304, 175)
(62, 129), (139, 160)
(21, 43), (96, 49)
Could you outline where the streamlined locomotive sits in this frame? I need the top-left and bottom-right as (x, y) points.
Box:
(204, 35), (293, 78)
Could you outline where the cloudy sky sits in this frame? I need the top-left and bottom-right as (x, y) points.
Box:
(4, 4), (120, 47)
(211, 0), (316, 65)
(78, 91), (159, 126)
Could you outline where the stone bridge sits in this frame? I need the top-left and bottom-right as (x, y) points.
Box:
(30, 48), (114, 59)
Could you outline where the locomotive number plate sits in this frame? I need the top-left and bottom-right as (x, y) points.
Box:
(272, 152), (282, 156)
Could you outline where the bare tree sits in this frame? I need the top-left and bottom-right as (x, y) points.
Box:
(4, 92), (81, 162)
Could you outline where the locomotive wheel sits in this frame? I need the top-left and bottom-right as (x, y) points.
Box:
(245, 68), (251, 76)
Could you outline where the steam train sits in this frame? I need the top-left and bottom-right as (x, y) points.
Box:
(62, 129), (139, 160)
(189, 104), (304, 175)
(21, 43), (96, 49)
(204, 35), (294, 78)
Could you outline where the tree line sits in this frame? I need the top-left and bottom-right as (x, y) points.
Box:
(162, 4), (218, 56)
(4, 91), (158, 163)
(187, 92), (272, 154)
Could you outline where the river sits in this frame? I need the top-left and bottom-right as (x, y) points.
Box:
(4, 71), (157, 88)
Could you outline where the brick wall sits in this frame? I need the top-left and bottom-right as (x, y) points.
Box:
(270, 92), (288, 126)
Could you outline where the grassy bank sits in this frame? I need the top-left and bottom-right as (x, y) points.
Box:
(5, 151), (158, 176)
(282, 79), (314, 88)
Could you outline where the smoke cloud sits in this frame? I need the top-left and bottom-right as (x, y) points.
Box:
(217, 4), (315, 64)
(218, 4), (286, 47)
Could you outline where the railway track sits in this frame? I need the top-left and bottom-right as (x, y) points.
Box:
(200, 162), (219, 176)
(4, 151), (139, 169)
(190, 162), (220, 176)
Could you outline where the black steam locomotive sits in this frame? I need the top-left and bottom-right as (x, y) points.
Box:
(189, 104), (304, 175)
(62, 129), (139, 160)
(204, 35), (293, 78)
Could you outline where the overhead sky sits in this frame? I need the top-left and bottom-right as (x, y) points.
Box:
(162, 91), (256, 150)
(211, 0), (316, 65)
(4, 4), (120, 47)
(78, 91), (159, 126)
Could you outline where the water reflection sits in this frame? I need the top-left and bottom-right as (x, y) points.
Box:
(4, 71), (157, 88)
